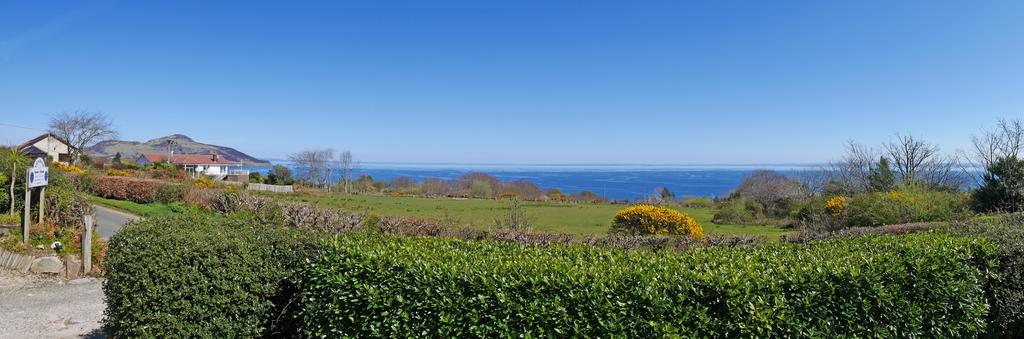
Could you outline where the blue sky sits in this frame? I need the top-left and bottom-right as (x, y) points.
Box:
(1, 0), (1022, 164)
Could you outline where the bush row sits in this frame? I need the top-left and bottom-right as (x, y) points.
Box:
(781, 214), (1024, 336)
(780, 222), (936, 243)
(792, 187), (970, 230)
(294, 232), (995, 337)
(103, 213), (315, 337)
(104, 213), (999, 337)
(88, 175), (184, 204)
(713, 185), (972, 229)
(106, 211), (1024, 337)
(942, 214), (1024, 336)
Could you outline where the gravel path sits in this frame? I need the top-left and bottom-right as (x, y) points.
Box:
(0, 271), (105, 338)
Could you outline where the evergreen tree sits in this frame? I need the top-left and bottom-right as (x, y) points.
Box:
(973, 156), (1024, 213)
(659, 187), (675, 201)
(113, 152), (122, 164)
(867, 157), (897, 192)
(266, 165), (294, 185)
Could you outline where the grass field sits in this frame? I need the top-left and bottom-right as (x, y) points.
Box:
(268, 193), (795, 240)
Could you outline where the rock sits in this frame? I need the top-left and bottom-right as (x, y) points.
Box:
(30, 256), (63, 274)
(64, 255), (82, 279)
(35, 244), (45, 250)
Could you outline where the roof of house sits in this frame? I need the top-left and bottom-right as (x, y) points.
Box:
(19, 145), (47, 155)
(17, 133), (76, 151)
(140, 153), (235, 165)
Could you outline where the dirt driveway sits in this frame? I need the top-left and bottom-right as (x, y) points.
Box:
(0, 271), (105, 338)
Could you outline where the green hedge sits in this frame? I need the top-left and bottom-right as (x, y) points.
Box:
(942, 214), (1024, 337)
(294, 232), (997, 337)
(103, 213), (314, 337)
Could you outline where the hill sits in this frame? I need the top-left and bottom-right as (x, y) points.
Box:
(87, 134), (271, 165)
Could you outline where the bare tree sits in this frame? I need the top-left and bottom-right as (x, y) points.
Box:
(971, 118), (1023, 168)
(48, 110), (118, 164)
(882, 133), (965, 190)
(288, 149), (335, 188)
(733, 170), (807, 217)
(883, 134), (940, 183)
(391, 176), (417, 189)
(920, 153), (968, 191)
(824, 141), (877, 195)
(340, 150), (354, 194)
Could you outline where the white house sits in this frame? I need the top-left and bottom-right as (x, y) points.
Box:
(136, 152), (248, 179)
(18, 133), (75, 163)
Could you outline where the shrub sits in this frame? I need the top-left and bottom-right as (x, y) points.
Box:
(781, 222), (936, 243)
(53, 162), (87, 174)
(183, 187), (219, 210)
(156, 182), (185, 203)
(610, 204), (703, 238)
(972, 156), (1024, 213)
(731, 170), (807, 218)
(712, 196), (763, 224)
(195, 176), (215, 188)
(280, 203), (362, 232)
(469, 179), (494, 198)
(845, 188), (969, 227)
(824, 195), (848, 217)
(294, 232), (995, 337)
(492, 198), (532, 230)
(942, 214), (1024, 337)
(69, 173), (94, 192)
(105, 168), (132, 177)
(681, 196), (713, 208)
(103, 213), (315, 337)
(91, 176), (164, 203)
(45, 188), (95, 229)
(0, 213), (19, 225)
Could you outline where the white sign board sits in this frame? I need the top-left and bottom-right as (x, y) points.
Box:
(28, 158), (48, 188)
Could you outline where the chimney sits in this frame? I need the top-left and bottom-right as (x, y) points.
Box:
(212, 150), (218, 162)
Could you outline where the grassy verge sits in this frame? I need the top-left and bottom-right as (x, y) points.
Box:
(265, 192), (795, 239)
(87, 195), (192, 218)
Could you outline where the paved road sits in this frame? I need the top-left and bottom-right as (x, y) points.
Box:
(92, 205), (141, 239)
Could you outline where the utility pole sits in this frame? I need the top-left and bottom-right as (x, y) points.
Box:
(165, 139), (176, 162)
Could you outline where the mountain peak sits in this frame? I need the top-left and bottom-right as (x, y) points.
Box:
(88, 134), (269, 165)
(148, 134), (195, 143)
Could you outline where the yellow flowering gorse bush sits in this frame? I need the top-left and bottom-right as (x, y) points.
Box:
(106, 169), (133, 177)
(825, 195), (848, 217)
(54, 162), (87, 174)
(886, 191), (917, 204)
(610, 204), (703, 238)
(194, 177), (215, 188)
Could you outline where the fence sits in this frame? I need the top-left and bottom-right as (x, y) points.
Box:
(0, 249), (35, 273)
(247, 183), (294, 193)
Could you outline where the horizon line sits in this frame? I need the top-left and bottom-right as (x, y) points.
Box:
(256, 159), (830, 167)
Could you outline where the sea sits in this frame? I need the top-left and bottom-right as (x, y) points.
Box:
(244, 162), (824, 201)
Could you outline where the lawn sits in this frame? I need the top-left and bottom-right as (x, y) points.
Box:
(267, 193), (795, 240)
(87, 196), (194, 219)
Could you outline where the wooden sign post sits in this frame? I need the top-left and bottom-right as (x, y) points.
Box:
(23, 158), (49, 246)
(83, 215), (92, 273)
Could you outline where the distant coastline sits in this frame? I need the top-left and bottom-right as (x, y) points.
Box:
(246, 162), (825, 200)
